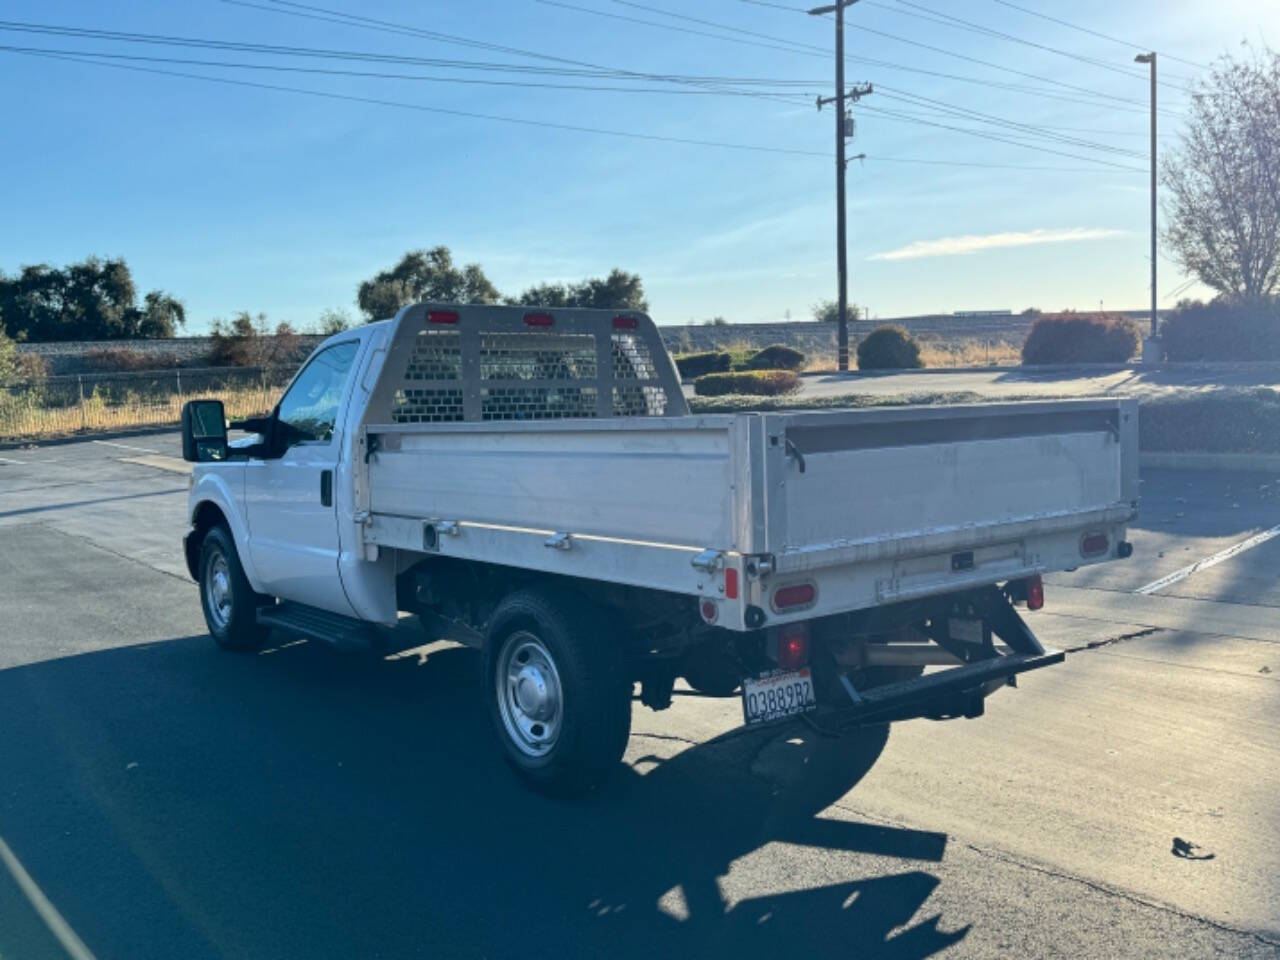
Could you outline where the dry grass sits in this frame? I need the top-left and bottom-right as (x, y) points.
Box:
(0, 382), (276, 442)
(801, 338), (1023, 371)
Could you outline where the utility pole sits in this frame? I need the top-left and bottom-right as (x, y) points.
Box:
(810, 0), (870, 371)
(1135, 52), (1158, 351)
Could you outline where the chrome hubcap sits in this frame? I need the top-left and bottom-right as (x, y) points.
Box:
(496, 632), (562, 758)
(205, 551), (233, 630)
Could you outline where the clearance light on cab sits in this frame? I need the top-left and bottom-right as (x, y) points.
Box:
(427, 310), (459, 324)
(524, 312), (555, 327)
(612, 315), (639, 329)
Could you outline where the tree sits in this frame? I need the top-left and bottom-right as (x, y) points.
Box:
(316, 308), (352, 335)
(812, 300), (863, 323)
(208, 311), (301, 367)
(512, 268), (649, 311)
(0, 257), (187, 340)
(356, 246), (501, 321)
(1163, 45), (1280, 302)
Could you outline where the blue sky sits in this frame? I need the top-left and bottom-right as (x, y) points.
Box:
(0, 0), (1275, 332)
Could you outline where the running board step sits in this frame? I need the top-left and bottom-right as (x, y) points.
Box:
(257, 602), (379, 652)
(840, 648), (1065, 721)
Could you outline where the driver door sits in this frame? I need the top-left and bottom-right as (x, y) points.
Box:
(244, 340), (360, 614)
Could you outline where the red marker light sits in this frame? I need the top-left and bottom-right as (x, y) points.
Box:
(724, 567), (739, 600)
(427, 310), (458, 324)
(772, 582), (816, 611)
(777, 623), (810, 669)
(612, 315), (638, 329)
(1081, 532), (1109, 556)
(524, 312), (554, 327)
(1026, 575), (1045, 611)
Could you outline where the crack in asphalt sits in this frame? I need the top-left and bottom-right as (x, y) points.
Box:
(1063, 626), (1163, 654)
(31, 521), (191, 584)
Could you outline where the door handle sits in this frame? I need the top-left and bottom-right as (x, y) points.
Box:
(320, 469), (333, 507)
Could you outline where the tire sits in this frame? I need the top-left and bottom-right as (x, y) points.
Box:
(198, 525), (270, 652)
(484, 587), (632, 795)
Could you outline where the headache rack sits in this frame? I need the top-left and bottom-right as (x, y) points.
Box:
(361, 303), (688, 426)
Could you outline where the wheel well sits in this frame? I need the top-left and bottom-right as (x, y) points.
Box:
(185, 501), (228, 580)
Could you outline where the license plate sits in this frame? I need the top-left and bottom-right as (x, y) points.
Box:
(742, 668), (816, 725)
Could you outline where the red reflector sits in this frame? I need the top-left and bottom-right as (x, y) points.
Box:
(524, 312), (554, 327)
(427, 310), (458, 324)
(778, 623), (810, 670)
(724, 567), (739, 600)
(1026, 575), (1044, 611)
(612, 315), (638, 329)
(772, 582), (816, 611)
(699, 599), (719, 624)
(1081, 532), (1109, 556)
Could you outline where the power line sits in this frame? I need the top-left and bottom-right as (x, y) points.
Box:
(731, 0), (1186, 113)
(7, 48), (830, 156)
(3, 47), (1144, 176)
(0, 43), (814, 98)
(873, 0), (1200, 91)
(988, 0), (1212, 71)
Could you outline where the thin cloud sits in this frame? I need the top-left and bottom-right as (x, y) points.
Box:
(869, 227), (1126, 262)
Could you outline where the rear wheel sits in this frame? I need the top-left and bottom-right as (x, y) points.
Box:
(198, 525), (270, 652)
(485, 588), (631, 795)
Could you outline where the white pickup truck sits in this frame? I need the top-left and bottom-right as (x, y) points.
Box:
(181, 303), (1138, 793)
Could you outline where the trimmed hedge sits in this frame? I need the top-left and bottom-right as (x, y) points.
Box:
(674, 351), (730, 379)
(692, 370), (801, 396)
(856, 326), (922, 370)
(747, 343), (807, 371)
(1160, 300), (1280, 361)
(1021, 312), (1140, 365)
(1140, 388), (1280, 453)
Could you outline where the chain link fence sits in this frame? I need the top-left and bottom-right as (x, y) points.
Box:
(0, 366), (297, 442)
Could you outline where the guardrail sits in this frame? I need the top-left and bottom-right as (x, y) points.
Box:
(1, 366), (296, 441)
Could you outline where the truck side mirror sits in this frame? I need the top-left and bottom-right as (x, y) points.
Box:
(182, 399), (228, 462)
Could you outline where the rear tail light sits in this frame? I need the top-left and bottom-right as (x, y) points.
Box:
(612, 315), (639, 329)
(427, 310), (458, 324)
(771, 582), (816, 612)
(524, 312), (554, 327)
(1081, 532), (1109, 557)
(699, 599), (719, 624)
(776, 623), (810, 670)
(1026, 575), (1044, 611)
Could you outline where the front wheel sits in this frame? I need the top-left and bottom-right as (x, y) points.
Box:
(485, 588), (632, 795)
(198, 525), (270, 652)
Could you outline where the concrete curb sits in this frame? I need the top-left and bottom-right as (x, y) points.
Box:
(1141, 452), (1280, 473)
(0, 423), (181, 452)
(799, 360), (1280, 378)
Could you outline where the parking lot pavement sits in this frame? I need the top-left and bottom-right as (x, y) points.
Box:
(0, 431), (1277, 959)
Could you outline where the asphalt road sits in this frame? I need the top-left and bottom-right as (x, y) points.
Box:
(682, 363), (1280, 401)
(0, 431), (1277, 959)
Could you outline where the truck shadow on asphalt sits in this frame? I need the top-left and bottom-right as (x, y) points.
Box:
(0, 633), (967, 960)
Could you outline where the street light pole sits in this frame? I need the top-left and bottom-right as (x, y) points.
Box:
(810, 0), (864, 371)
(1136, 52), (1158, 343)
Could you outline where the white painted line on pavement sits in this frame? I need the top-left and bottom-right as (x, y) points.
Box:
(0, 455), (26, 464)
(0, 834), (99, 960)
(1135, 523), (1280, 595)
(91, 439), (160, 454)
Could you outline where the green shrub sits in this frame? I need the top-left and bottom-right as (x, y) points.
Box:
(674, 351), (730, 379)
(746, 343), (806, 371)
(1159, 299), (1280, 361)
(856, 326), (923, 370)
(692, 370), (801, 396)
(726, 348), (756, 371)
(1020, 313), (1140, 365)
